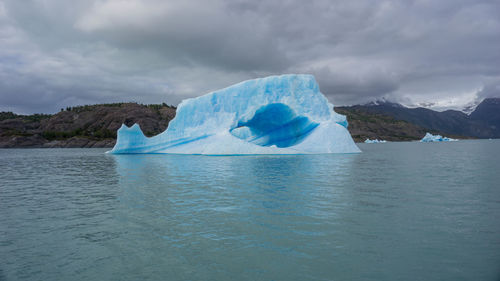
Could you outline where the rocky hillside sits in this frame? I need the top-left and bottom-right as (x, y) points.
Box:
(2, 98), (498, 148)
(335, 107), (443, 142)
(0, 103), (176, 148)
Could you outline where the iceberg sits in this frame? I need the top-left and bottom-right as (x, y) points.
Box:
(364, 139), (387, 144)
(109, 74), (360, 154)
(420, 132), (458, 142)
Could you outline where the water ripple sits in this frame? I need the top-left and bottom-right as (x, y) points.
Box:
(1, 141), (499, 280)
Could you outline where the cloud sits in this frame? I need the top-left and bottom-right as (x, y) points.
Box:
(297, 58), (400, 105)
(477, 79), (500, 99)
(0, 0), (499, 113)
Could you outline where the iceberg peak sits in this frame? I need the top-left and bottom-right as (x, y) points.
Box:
(110, 74), (360, 154)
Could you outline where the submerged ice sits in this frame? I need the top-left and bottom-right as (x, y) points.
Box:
(109, 74), (360, 154)
(420, 132), (458, 142)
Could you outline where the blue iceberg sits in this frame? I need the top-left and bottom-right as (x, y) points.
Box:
(109, 74), (360, 154)
(420, 132), (458, 142)
(364, 139), (387, 144)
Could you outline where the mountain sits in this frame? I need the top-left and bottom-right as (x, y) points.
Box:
(339, 98), (500, 139)
(469, 98), (500, 134)
(334, 107), (439, 142)
(0, 103), (176, 148)
(1, 98), (498, 147)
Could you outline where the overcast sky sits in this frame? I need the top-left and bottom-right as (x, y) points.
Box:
(1, 0), (499, 114)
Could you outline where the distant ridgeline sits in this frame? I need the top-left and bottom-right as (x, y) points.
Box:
(1, 98), (499, 147)
(336, 97), (500, 142)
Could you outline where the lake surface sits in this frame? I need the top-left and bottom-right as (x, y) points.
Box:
(1, 140), (499, 281)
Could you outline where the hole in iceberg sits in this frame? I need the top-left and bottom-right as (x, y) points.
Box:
(229, 103), (319, 148)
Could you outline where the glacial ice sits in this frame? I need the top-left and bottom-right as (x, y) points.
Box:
(420, 132), (458, 142)
(364, 139), (387, 144)
(109, 74), (360, 154)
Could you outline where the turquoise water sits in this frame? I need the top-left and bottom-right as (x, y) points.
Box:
(1, 140), (499, 280)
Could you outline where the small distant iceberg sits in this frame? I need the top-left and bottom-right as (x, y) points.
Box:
(364, 139), (387, 144)
(420, 132), (458, 142)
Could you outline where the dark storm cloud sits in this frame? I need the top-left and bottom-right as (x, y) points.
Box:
(0, 0), (499, 113)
